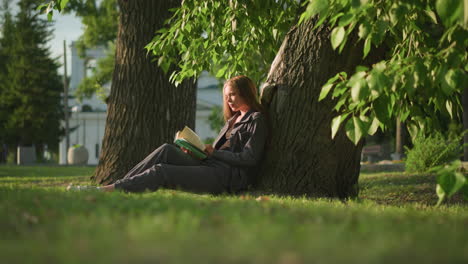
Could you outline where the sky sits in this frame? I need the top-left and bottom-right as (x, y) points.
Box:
(49, 12), (84, 75)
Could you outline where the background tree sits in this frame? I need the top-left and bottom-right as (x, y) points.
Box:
(0, 1), (15, 155)
(0, 0), (63, 161)
(40, 0), (198, 184)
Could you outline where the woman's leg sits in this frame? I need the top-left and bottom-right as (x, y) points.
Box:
(122, 143), (201, 179)
(114, 164), (230, 194)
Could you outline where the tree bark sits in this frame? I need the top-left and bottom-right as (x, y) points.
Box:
(258, 19), (382, 199)
(463, 87), (468, 161)
(394, 119), (406, 160)
(93, 0), (196, 184)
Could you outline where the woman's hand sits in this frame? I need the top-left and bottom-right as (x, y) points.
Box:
(181, 146), (205, 160)
(204, 144), (214, 156)
(180, 147), (192, 155)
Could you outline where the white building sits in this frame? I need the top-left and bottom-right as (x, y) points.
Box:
(59, 42), (222, 165)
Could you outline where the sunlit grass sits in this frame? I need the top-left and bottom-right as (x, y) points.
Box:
(0, 165), (467, 264)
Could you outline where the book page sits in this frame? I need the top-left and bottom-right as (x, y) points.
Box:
(175, 126), (205, 151)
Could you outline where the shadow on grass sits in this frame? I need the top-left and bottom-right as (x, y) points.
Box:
(0, 165), (95, 178)
(359, 172), (467, 206)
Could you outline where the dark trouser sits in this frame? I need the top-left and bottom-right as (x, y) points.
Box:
(114, 143), (231, 194)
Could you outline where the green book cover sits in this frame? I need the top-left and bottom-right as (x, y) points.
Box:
(174, 138), (207, 159)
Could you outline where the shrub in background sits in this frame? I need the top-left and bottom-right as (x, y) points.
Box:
(405, 132), (463, 173)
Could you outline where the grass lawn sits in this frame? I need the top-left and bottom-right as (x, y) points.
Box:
(0, 165), (467, 264)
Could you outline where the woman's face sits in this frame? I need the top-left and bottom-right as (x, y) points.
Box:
(224, 84), (249, 112)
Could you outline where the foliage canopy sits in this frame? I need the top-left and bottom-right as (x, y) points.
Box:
(310, 0), (467, 144)
(145, 0), (301, 86)
(38, 0), (118, 102)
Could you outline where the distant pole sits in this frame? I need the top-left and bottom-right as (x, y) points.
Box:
(63, 40), (69, 165)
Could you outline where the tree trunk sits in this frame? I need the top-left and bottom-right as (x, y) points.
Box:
(93, 0), (196, 184)
(258, 19), (382, 199)
(394, 119), (406, 160)
(463, 87), (468, 161)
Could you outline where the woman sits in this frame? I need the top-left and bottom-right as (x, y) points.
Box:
(68, 75), (268, 194)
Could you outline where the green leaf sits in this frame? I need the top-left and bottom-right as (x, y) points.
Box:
(353, 115), (366, 143)
(331, 113), (349, 139)
(351, 78), (368, 102)
(334, 96), (347, 111)
(373, 96), (390, 125)
(446, 100), (453, 119)
(436, 0), (463, 27)
(331, 27), (345, 50)
(373, 61), (386, 72)
(389, 5), (406, 26)
(313, 10), (330, 29)
(403, 72), (415, 95)
(337, 32), (348, 53)
(450, 172), (467, 196)
(329, 12), (344, 26)
(45, 2), (53, 14)
(319, 83), (334, 101)
(368, 116), (380, 136)
(436, 184), (446, 206)
(60, 0), (70, 11)
(367, 71), (385, 97)
(442, 69), (458, 95)
(216, 65), (228, 78)
(325, 72), (343, 85)
(446, 69), (465, 93)
(338, 14), (354, 27)
(434, 161), (466, 206)
(438, 171), (466, 197)
(348, 71), (367, 102)
(348, 71), (366, 86)
(307, 0), (329, 16)
(424, 10), (439, 24)
(363, 37), (371, 58)
(358, 22), (371, 39)
(400, 108), (410, 122)
(300, 0), (329, 24)
(332, 82), (347, 98)
(371, 20), (388, 45)
(47, 11), (53, 22)
(36, 3), (48, 12)
(185, 23), (192, 33)
(356, 66), (369, 72)
(345, 117), (362, 145)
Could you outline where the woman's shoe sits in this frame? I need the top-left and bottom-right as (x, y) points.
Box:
(67, 184), (102, 192)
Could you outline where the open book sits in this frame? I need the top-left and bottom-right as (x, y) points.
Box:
(174, 126), (207, 159)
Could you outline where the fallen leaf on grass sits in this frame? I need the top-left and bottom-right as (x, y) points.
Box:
(256, 196), (270, 202)
(84, 195), (97, 203)
(278, 251), (302, 264)
(240, 195), (253, 200)
(22, 212), (38, 225)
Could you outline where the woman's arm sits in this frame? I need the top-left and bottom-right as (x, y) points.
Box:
(210, 115), (267, 167)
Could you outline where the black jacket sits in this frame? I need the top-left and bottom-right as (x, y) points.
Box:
(211, 110), (268, 191)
